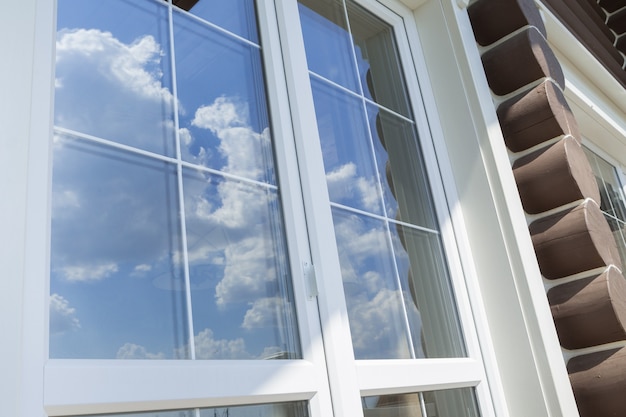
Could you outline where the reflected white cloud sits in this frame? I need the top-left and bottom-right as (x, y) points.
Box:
(332, 211), (421, 358)
(214, 237), (278, 308)
(242, 297), (284, 330)
(49, 293), (81, 335)
(56, 29), (172, 102)
(60, 262), (119, 282)
(190, 96), (271, 181)
(191, 328), (251, 360)
(184, 97), (284, 312)
(55, 27), (176, 156)
(52, 26), (291, 356)
(192, 96), (247, 134)
(348, 288), (411, 359)
(175, 328), (284, 360)
(132, 263), (153, 277)
(211, 181), (271, 231)
(327, 162), (357, 189)
(326, 162), (381, 213)
(116, 342), (166, 360)
(333, 214), (390, 285)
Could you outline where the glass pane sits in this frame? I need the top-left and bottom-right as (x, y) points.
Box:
(179, 0), (259, 43)
(71, 411), (194, 417)
(584, 148), (626, 222)
(596, 157), (626, 222)
(372, 107), (437, 230)
(199, 402), (309, 417)
(183, 169), (300, 359)
(363, 388), (481, 417)
(422, 389), (481, 417)
(50, 135), (188, 359)
(605, 216), (626, 269)
(392, 224), (465, 358)
(299, 0), (360, 92)
(363, 393), (421, 417)
(55, 0), (175, 156)
(51, 0), (301, 362)
(311, 78), (384, 215)
(68, 401), (309, 417)
(304, 0), (465, 359)
(332, 208), (412, 359)
(347, 1), (411, 117)
(174, 11), (276, 184)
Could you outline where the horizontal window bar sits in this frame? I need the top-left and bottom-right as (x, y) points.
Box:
(45, 359), (319, 416)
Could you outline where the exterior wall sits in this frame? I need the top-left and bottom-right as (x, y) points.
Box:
(465, 0), (626, 416)
(410, 1), (579, 416)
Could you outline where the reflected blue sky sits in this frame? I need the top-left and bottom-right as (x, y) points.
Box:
(301, 0), (464, 358)
(51, 0), (296, 360)
(51, 0), (465, 362)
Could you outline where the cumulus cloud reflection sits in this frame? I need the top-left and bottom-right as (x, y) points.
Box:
(55, 28), (175, 156)
(332, 208), (418, 359)
(50, 3), (298, 360)
(181, 95), (297, 358)
(49, 293), (81, 335)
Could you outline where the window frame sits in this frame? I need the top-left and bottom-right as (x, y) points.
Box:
(22, 0), (503, 416)
(582, 141), (626, 271)
(274, 0), (496, 414)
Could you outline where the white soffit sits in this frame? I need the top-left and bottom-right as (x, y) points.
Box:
(537, 2), (626, 115)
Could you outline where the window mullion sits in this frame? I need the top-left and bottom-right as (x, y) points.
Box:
(272, 1), (364, 416)
(166, 0), (196, 361)
(256, 0), (337, 416)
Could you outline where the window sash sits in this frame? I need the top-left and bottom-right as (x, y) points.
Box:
(42, 0), (496, 416)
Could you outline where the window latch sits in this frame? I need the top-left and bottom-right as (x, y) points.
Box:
(303, 261), (318, 299)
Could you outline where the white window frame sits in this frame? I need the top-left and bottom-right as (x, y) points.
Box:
(582, 141), (626, 208)
(275, 0), (498, 414)
(6, 0), (532, 416)
(581, 141), (626, 270)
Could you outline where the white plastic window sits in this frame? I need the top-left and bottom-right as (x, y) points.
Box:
(45, 0), (495, 416)
(584, 147), (626, 269)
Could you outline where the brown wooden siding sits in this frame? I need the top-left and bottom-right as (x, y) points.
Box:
(468, 0), (626, 415)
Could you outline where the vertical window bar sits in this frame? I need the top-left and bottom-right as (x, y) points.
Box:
(167, 0), (196, 360)
(341, 0), (366, 98)
(418, 392), (428, 417)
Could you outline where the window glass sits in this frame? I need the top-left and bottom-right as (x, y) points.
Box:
(299, 0), (360, 92)
(173, 10), (276, 183)
(584, 148), (626, 268)
(67, 401), (309, 417)
(48, 0), (489, 415)
(300, 0), (465, 359)
(332, 208), (414, 359)
(55, 0), (174, 156)
(311, 78), (385, 215)
(50, 0), (300, 360)
(183, 169), (299, 359)
(50, 134), (188, 359)
(362, 388), (481, 417)
(176, 0), (259, 43)
(346, 1), (411, 117)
